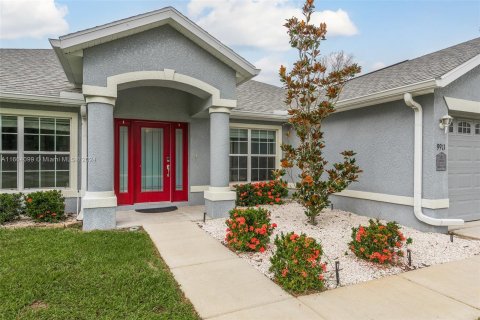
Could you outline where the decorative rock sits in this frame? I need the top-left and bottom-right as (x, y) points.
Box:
(199, 202), (480, 289)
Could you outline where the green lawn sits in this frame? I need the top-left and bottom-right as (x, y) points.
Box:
(0, 227), (199, 320)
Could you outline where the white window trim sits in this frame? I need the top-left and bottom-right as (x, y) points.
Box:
(475, 122), (480, 135)
(456, 119), (473, 135)
(0, 108), (79, 197)
(229, 123), (282, 183)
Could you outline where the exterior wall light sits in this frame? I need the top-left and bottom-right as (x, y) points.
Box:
(439, 115), (453, 133)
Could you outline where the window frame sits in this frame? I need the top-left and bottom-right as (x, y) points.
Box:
(0, 108), (78, 197)
(457, 120), (472, 135)
(475, 123), (480, 135)
(229, 123), (282, 183)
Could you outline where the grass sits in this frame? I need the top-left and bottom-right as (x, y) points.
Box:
(0, 227), (199, 320)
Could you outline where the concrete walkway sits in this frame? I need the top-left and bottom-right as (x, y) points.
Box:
(450, 220), (480, 240)
(118, 207), (480, 320)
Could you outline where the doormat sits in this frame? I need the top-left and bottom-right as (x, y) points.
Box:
(135, 206), (178, 213)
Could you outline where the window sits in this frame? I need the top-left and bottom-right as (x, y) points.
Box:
(457, 121), (471, 134)
(0, 116), (18, 189)
(0, 113), (75, 191)
(229, 127), (279, 182)
(229, 128), (248, 182)
(475, 123), (480, 135)
(448, 122), (454, 133)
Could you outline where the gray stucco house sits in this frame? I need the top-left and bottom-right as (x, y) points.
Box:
(0, 7), (478, 233)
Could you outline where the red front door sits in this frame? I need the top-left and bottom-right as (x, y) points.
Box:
(114, 119), (188, 205)
(134, 121), (171, 202)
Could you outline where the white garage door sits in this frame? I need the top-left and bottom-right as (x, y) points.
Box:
(448, 119), (480, 221)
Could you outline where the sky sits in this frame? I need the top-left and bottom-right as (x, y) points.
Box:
(0, 0), (479, 86)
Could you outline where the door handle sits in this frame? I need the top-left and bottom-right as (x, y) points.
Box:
(166, 164), (170, 177)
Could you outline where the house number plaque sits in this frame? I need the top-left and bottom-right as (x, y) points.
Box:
(436, 152), (447, 171)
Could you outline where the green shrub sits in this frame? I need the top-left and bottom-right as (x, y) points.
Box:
(225, 207), (277, 252)
(270, 232), (326, 294)
(235, 180), (289, 206)
(24, 190), (65, 222)
(349, 219), (412, 264)
(0, 193), (23, 224)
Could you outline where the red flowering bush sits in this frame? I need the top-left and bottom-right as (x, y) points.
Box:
(225, 207), (277, 252)
(24, 190), (65, 222)
(235, 180), (288, 206)
(270, 232), (326, 294)
(349, 219), (412, 264)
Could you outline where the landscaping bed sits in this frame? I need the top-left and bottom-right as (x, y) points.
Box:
(199, 201), (480, 290)
(0, 228), (199, 320)
(0, 212), (79, 229)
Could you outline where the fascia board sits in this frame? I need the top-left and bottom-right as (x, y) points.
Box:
(444, 96), (480, 114)
(54, 8), (258, 81)
(230, 110), (288, 122)
(436, 54), (480, 87)
(0, 92), (84, 107)
(335, 79), (437, 112)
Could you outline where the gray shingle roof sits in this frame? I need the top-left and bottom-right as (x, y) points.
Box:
(235, 37), (480, 112)
(340, 37), (480, 100)
(1, 37), (479, 113)
(0, 49), (77, 97)
(236, 80), (285, 113)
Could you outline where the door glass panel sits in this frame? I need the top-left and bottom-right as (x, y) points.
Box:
(119, 126), (128, 193)
(175, 128), (183, 190)
(141, 128), (163, 192)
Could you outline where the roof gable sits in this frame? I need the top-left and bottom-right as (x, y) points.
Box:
(50, 7), (259, 86)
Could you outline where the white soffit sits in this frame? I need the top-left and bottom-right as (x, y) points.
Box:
(445, 96), (480, 114)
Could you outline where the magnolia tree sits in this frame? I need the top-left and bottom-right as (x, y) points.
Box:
(279, 0), (362, 224)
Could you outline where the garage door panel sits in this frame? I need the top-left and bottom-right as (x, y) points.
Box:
(448, 119), (480, 222)
(449, 174), (474, 189)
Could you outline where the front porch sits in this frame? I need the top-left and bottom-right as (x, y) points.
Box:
(47, 8), (260, 230)
(81, 73), (238, 230)
(116, 205), (206, 229)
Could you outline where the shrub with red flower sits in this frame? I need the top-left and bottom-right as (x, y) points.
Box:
(24, 190), (65, 223)
(234, 179), (288, 207)
(270, 232), (326, 294)
(225, 207), (277, 252)
(349, 219), (413, 265)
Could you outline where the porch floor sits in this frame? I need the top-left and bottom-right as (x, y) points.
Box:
(116, 205), (207, 229)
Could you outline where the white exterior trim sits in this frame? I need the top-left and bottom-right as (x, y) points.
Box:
(334, 189), (450, 209)
(335, 79), (437, 112)
(190, 185), (209, 193)
(0, 92), (84, 107)
(204, 189), (236, 201)
(82, 191), (117, 208)
(0, 108), (79, 197)
(85, 95), (116, 105)
(209, 107), (231, 114)
(50, 7), (259, 85)
(444, 96), (480, 114)
(436, 54), (480, 87)
(0, 188), (81, 198)
(225, 54), (480, 119)
(82, 70), (236, 109)
(230, 110), (288, 122)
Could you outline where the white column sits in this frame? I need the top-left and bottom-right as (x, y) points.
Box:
(82, 95), (117, 230)
(204, 106), (236, 218)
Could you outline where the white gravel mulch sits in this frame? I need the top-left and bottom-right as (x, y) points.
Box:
(199, 201), (480, 289)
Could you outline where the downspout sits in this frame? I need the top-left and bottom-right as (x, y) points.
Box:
(403, 93), (463, 226)
(77, 104), (88, 221)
